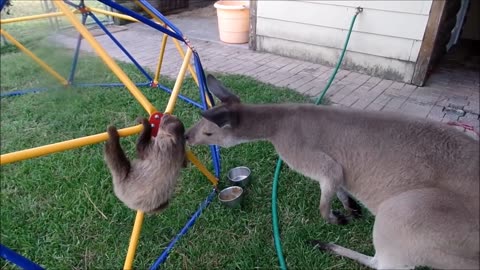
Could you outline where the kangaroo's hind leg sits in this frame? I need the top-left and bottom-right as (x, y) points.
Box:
(136, 117), (152, 159)
(372, 188), (479, 270)
(309, 240), (379, 269)
(105, 126), (131, 179)
(309, 189), (479, 270)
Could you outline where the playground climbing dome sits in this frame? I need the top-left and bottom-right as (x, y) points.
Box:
(0, 0), (222, 269)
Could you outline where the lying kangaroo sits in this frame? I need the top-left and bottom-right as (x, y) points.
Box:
(185, 75), (479, 269)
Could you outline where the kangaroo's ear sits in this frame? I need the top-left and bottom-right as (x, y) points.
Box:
(206, 74), (241, 104)
(200, 105), (239, 128)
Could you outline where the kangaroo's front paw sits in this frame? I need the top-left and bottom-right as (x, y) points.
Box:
(329, 210), (349, 225)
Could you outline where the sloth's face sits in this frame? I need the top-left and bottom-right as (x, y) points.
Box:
(160, 114), (185, 138)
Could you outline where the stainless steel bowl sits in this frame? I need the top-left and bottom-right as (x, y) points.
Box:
(218, 186), (244, 208)
(227, 166), (251, 187)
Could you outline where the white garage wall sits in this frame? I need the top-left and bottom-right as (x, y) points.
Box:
(255, 0), (433, 82)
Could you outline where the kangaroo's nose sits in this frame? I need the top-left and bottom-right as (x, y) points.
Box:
(184, 134), (190, 141)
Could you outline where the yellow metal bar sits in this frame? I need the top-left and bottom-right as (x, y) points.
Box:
(173, 41), (215, 109)
(134, 0), (167, 85)
(134, 0), (156, 19)
(0, 125), (143, 166)
(153, 32), (168, 84)
(87, 7), (139, 23)
(0, 29), (68, 85)
(165, 48), (193, 113)
(53, 1), (157, 115)
(0, 10), (78, 24)
(170, 40), (214, 108)
(186, 151), (219, 186)
(172, 39), (199, 86)
(123, 211), (144, 270)
(133, 0), (201, 91)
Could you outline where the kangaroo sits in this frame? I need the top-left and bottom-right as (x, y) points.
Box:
(185, 75), (480, 269)
(104, 114), (187, 214)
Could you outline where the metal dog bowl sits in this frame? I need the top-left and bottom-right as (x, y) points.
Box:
(218, 186), (244, 208)
(227, 166), (251, 187)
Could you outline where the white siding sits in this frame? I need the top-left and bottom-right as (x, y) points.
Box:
(255, 0), (433, 82)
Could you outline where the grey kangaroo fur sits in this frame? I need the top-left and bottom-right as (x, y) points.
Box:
(104, 114), (186, 214)
(185, 75), (480, 270)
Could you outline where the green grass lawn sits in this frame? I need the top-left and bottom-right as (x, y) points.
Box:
(1, 0), (113, 55)
(0, 43), (374, 269)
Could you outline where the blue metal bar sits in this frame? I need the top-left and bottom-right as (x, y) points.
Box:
(192, 51), (222, 176)
(137, 0), (183, 37)
(0, 244), (44, 270)
(193, 54), (209, 111)
(195, 53), (216, 108)
(0, 0), (9, 12)
(150, 188), (217, 270)
(214, 145), (221, 176)
(156, 84), (203, 109)
(0, 81), (150, 97)
(68, 13), (88, 84)
(209, 145), (221, 177)
(97, 0), (184, 41)
(62, 0), (80, 9)
(72, 82), (151, 87)
(88, 12), (153, 82)
(0, 88), (50, 98)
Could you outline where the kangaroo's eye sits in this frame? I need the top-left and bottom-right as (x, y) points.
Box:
(203, 132), (212, 136)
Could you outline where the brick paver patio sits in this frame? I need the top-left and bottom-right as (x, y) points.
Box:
(52, 22), (479, 134)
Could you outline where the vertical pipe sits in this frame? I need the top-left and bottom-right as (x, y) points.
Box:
(153, 32), (168, 84)
(192, 52), (221, 176)
(164, 48), (193, 113)
(68, 13), (88, 84)
(172, 39), (199, 86)
(123, 211), (145, 270)
(132, 0), (169, 85)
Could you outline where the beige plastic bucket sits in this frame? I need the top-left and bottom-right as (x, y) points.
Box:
(214, 1), (250, 44)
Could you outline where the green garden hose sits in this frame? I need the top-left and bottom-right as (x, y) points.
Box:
(271, 8), (363, 270)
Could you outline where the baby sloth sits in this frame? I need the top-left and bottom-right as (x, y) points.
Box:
(104, 114), (187, 213)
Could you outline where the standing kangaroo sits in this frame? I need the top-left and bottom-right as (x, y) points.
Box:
(185, 75), (479, 270)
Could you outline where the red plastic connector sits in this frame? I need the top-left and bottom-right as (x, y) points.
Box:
(79, 7), (89, 14)
(149, 112), (164, 137)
